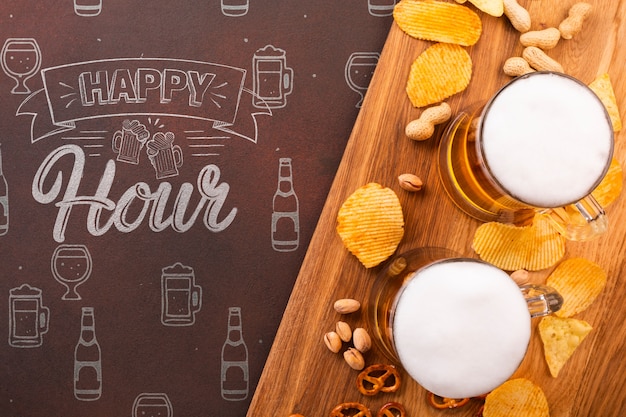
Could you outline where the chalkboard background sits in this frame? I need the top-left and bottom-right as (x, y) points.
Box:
(0, 1), (393, 416)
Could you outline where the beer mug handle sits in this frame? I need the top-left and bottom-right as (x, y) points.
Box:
(112, 130), (122, 154)
(173, 145), (184, 168)
(39, 306), (50, 335)
(191, 285), (202, 312)
(520, 284), (563, 318)
(540, 194), (608, 241)
(283, 67), (293, 96)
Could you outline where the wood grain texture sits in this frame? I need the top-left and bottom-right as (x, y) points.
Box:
(247, 1), (626, 416)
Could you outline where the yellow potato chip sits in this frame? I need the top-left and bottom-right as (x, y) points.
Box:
(483, 378), (549, 417)
(592, 157), (623, 207)
(394, 0), (482, 46)
(538, 316), (593, 377)
(337, 183), (404, 268)
(588, 73), (622, 132)
(467, 0), (504, 16)
(472, 214), (565, 271)
(546, 258), (607, 318)
(406, 42), (473, 108)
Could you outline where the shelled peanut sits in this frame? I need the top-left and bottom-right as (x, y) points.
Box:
(523, 46), (564, 72)
(559, 2), (593, 39)
(520, 28), (561, 50)
(503, 0), (531, 33)
(502, 2), (594, 77)
(405, 102), (452, 141)
(503, 57), (535, 77)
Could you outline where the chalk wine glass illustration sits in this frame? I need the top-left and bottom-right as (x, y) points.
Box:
(1, 38), (42, 94)
(51, 244), (93, 300)
(344, 52), (380, 108)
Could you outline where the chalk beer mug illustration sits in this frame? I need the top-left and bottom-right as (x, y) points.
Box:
(132, 393), (173, 417)
(161, 263), (202, 326)
(147, 132), (183, 179)
(252, 45), (293, 109)
(8, 284), (50, 348)
(112, 119), (150, 165)
(438, 72), (614, 241)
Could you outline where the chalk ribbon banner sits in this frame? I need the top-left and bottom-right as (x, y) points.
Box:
(17, 58), (271, 143)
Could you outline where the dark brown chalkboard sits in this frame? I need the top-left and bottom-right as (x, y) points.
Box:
(0, 1), (395, 416)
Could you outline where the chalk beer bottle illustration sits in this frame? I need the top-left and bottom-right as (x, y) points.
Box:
(74, 307), (102, 400)
(220, 307), (249, 401)
(271, 158), (299, 251)
(0, 144), (8, 236)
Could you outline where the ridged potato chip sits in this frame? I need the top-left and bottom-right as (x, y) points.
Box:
(337, 183), (404, 268)
(588, 73), (622, 132)
(592, 157), (623, 207)
(406, 42), (473, 108)
(483, 378), (549, 417)
(472, 214), (565, 271)
(394, 0), (482, 46)
(546, 258), (607, 318)
(538, 316), (593, 377)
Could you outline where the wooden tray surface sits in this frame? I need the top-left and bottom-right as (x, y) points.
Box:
(247, 1), (626, 416)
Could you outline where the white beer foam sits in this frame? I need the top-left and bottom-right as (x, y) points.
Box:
(393, 260), (530, 398)
(481, 73), (612, 208)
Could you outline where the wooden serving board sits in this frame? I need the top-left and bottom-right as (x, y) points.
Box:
(247, 1), (626, 416)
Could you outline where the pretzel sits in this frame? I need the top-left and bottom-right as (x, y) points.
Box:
(329, 402), (372, 417)
(376, 402), (406, 417)
(427, 392), (470, 409)
(356, 364), (401, 396)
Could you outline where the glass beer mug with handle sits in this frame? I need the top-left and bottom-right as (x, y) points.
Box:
(438, 72), (614, 241)
(367, 247), (563, 399)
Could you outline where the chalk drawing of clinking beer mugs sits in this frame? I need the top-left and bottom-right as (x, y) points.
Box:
(147, 132), (184, 179)
(112, 119), (150, 165)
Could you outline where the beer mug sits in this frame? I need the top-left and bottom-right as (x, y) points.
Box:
(9, 284), (50, 348)
(161, 263), (202, 326)
(252, 45), (293, 109)
(112, 120), (150, 165)
(147, 132), (183, 179)
(367, 247), (563, 399)
(438, 72), (614, 241)
(132, 393), (173, 417)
